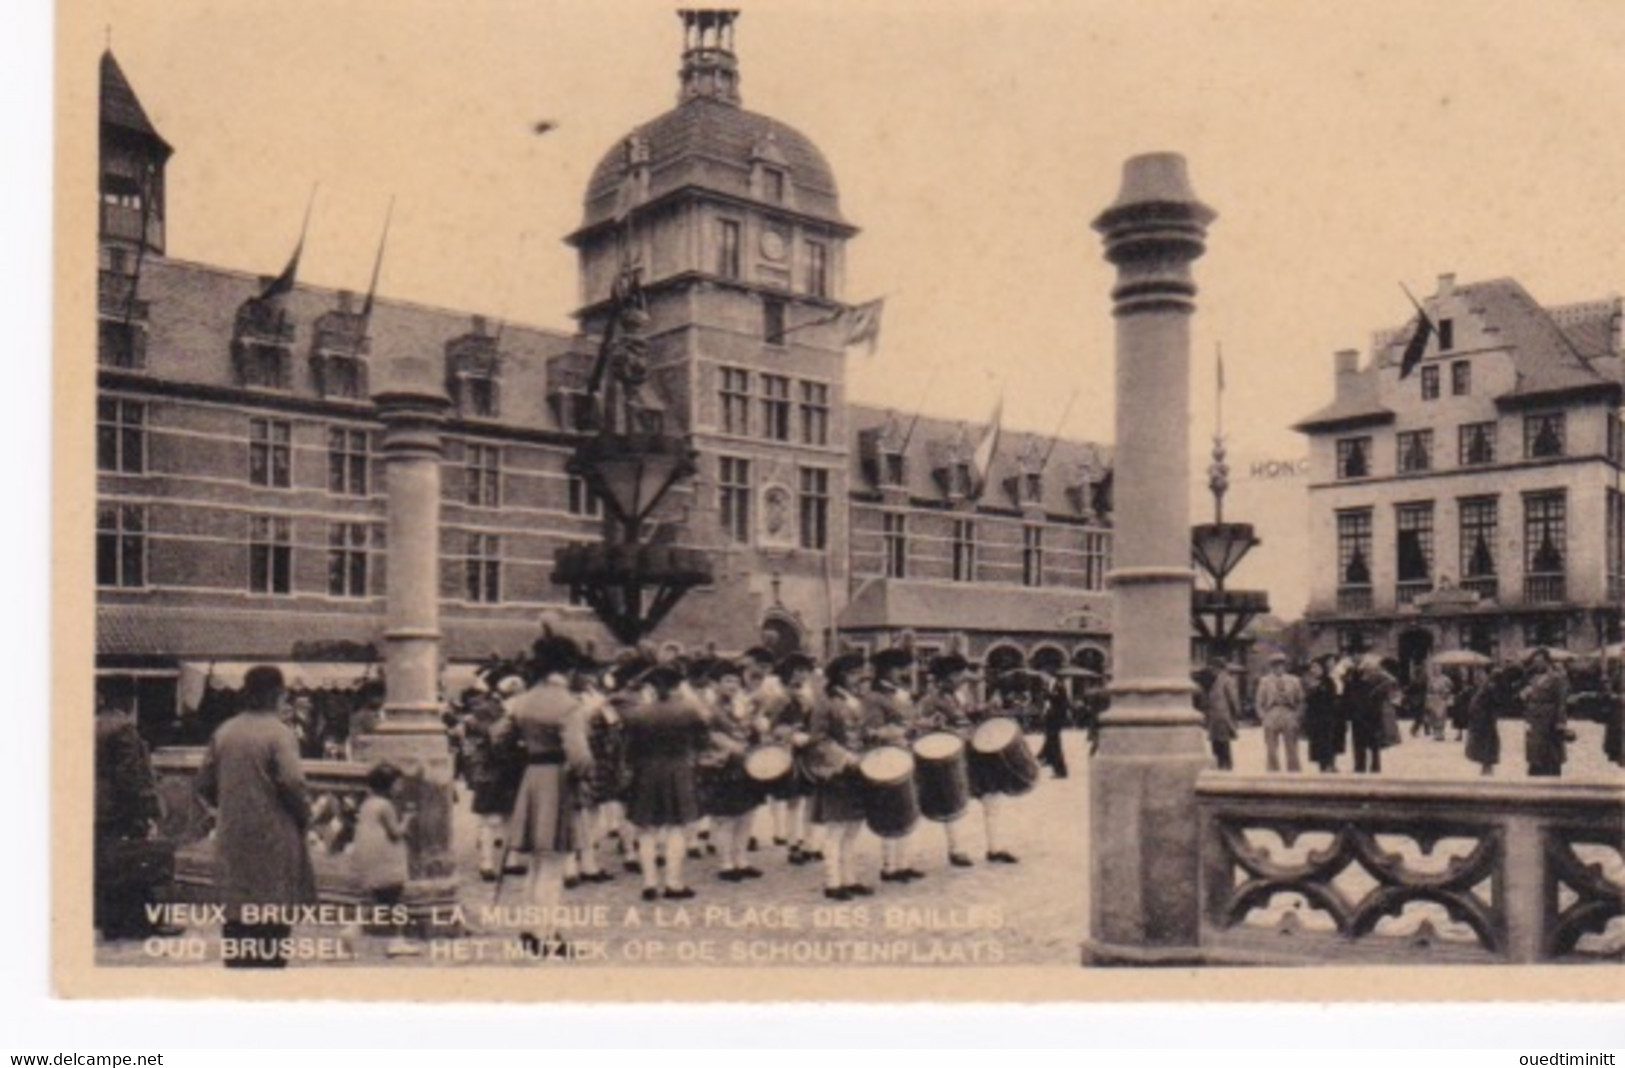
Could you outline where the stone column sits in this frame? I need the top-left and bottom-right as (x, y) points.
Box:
(356, 387), (459, 916)
(1083, 153), (1216, 965)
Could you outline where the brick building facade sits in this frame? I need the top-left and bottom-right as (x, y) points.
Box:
(93, 23), (1117, 732)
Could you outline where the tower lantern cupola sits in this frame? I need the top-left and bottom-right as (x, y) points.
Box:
(98, 49), (171, 259)
(678, 9), (742, 106)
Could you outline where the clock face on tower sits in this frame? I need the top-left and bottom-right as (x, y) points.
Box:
(759, 228), (787, 262)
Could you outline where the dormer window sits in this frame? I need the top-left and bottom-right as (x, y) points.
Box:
(951, 461), (973, 498)
(882, 451), (907, 488)
(763, 168), (786, 204)
(1438, 318), (1454, 352)
(310, 300), (370, 400)
(231, 297), (295, 391)
(1023, 472), (1043, 504)
(445, 319), (502, 419)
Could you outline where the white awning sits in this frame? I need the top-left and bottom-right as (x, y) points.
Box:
(177, 660), (382, 713)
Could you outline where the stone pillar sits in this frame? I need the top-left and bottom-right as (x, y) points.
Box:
(1083, 153), (1216, 965)
(356, 388), (459, 916)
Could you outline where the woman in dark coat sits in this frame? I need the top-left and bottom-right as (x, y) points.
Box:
(1303, 657), (1345, 773)
(1463, 666), (1502, 775)
(622, 664), (710, 900)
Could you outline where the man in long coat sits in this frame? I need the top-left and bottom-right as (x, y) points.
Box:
(197, 664), (315, 968)
(1519, 648), (1569, 777)
(1204, 659), (1241, 771)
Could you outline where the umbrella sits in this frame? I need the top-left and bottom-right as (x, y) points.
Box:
(1430, 649), (1490, 667)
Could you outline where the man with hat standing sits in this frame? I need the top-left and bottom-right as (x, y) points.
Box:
(1519, 647), (1569, 778)
(1203, 657), (1242, 771)
(503, 634), (595, 956)
(1255, 652), (1305, 773)
(196, 664), (315, 968)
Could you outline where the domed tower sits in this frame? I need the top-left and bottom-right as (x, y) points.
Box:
(565, 9), (859, 653)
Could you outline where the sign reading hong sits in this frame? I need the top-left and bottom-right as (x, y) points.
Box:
(1241, 457), (1310, 481)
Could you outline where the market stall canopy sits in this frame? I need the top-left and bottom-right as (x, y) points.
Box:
(177, 660), (382, 714)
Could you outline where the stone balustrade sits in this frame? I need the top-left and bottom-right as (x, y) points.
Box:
(1197, 774), (1624, 964)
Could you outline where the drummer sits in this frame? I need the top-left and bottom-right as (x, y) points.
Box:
(702, 660), (766, 882)
(740, 646), (786, 851)
(565, 662), (622, 888)
(765, 653), (822, 865)
(865, 647), (923, 884)
(621, 663), (710, 901)
(808, 651), (874, 901)
(915, 653), (980, 868)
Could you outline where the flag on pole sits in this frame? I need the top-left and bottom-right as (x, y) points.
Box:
(970, 392), (1004, 499)
(1397, 284), (1435, 380)
(360, 197), (394, 325)
(260, 185), (318, 302)
(841, 298), (885, 356)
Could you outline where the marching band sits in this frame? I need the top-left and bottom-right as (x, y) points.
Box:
(455, 634), (1043, 950)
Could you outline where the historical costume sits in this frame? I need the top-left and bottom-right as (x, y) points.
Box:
(623, 664), (710, 899)
(863, 647), (921, 883)
(463, 680), (525, 880)
(702, 660), (765, 881)
(765, 653), (822, 864)
(195, 665), (315, 968)
(808, 652), (873, 900)
(915, 653), (983, 867)
(503, 635), (594, 956)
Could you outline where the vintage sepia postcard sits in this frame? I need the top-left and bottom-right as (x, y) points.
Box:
(54, 0), (1624, 1002)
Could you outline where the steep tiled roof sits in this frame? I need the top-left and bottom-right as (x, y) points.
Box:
(99, 50), (171, 154)
(582, 97), (844, 230)
(847, 404), (1113, 516)
(131, 257), (581, 429)
(1373, 278), (1620, 402)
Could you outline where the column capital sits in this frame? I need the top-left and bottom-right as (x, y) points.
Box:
(1093, 153), (1215, 317)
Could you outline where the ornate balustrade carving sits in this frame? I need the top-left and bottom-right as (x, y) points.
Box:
(1197, 775), (1623, 965)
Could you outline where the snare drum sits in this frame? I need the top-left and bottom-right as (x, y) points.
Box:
(744, 744), (793, 790)
(911, 731), (970, 822)
(858, 745), (920, 838)
(969, 717), (1040, 797)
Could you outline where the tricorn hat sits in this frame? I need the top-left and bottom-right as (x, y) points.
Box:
(824, 651), (868, 687)
(928, 653), (970, 680)
(871, 647), (914, 675)
(774, 652), (817, 682)
(530, 634), (585, 679)
(642, 664), (684, 692)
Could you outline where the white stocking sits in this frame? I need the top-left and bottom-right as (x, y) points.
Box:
(982, 794), (1005, 853)
(664, 826), (688, 889)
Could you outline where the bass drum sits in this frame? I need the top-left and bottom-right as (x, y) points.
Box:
(911, 731), (970, 822)
(858, 745), (920, 839)
(743, 744), (793, 791)
(969, 717), (1040, 797)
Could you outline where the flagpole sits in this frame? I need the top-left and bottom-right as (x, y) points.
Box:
(897, 364), (943, 454)
(1038, 387), (1080, 471)
(360, 195), (395, 326)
